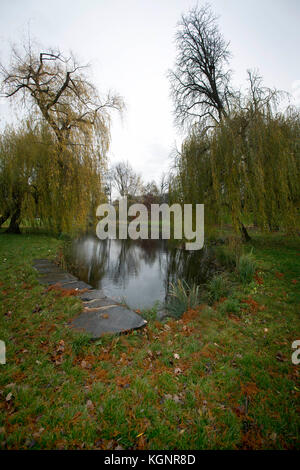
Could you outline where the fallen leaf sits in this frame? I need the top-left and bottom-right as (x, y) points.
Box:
(86, 400), (94, 410)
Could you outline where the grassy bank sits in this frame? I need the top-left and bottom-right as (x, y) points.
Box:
(0, 231), (299, 449)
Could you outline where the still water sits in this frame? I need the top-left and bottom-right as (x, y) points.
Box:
(65, 236), (217, 310)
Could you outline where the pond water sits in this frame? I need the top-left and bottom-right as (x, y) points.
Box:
(65, 236), (217, 310)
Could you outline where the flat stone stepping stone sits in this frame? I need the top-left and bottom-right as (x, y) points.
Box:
(79, 290), (107, 301)
(70, 305), (147, 338)
(59, 280), (93, 290)
(37, 272), (78, 285)
(34, 265), (65, 274)
(33, 259), (57, 267)
(83, 298), (120, 309)
(33, 258), (147, 337)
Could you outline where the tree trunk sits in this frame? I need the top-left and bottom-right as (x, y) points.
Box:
(6, 207), (21, 234)
(0, 210), (10, 228)
(240, 223), (251, 242)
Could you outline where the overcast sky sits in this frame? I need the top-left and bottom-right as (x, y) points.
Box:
(0, 0), (299, 184)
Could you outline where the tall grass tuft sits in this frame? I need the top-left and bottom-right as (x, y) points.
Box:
(237, 250), (257, 284)
(166, 280), (200, 318)
(207, 273), (229, 303)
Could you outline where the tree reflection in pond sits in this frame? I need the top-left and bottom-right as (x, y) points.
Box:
(65, 236), (216, 309)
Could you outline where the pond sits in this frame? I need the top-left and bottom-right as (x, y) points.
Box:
(65, 236), (218, 310)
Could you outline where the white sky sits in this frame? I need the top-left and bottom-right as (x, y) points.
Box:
(0, 0), (299, 184)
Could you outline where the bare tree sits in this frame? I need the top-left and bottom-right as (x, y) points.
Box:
(0, 42), (124, 156)
(112, 161), (143, 198)
(168, 3), (232, 128)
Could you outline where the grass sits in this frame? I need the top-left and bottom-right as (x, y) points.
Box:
(237, 250), (257, 284)
(206, 273), (230, 303)
(0, 230), (299, 449)
(166, 280), (200, 318)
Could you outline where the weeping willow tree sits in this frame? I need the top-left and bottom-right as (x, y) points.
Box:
(170, 74), (300, 240)
(0, 42), (124, 232)
(210, 78), (300, 238)
(0, 120), (105, 233)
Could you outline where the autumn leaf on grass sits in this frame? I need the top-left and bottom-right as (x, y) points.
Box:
(5, 392), (13, 402)
(241, 382), (259, 397)
(71, 411), (82, 423)
(276, 351), (287, 362)
(275, 272), (284, 279)
(51, 340), (65, 365)
(80, 360), (92, 369)
(116, 375), (131, 388)
(86, 400), (94, 412)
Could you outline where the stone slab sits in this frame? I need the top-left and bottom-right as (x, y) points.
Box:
(70, 305), (147, 338)
(83, 298), (120, 309)
(33, 259), (57, 267)
(79, 290), (107, 301)
(34, 258), (147, 337)
(34, 265), (65, 274)
(59, 280), (93, 290)
(37, 272), (78, 285)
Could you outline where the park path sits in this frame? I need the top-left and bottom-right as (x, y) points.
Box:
(33, 259), (147, 339)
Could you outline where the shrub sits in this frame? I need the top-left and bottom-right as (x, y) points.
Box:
(237, 250), (257, 284)
(207, 273), (229, 303)
(166, 279), (200, 318)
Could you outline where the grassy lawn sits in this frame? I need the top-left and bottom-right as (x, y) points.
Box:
(0, 231), (299, 449)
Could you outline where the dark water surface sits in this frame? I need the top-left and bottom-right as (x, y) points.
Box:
(65, 236), (217, 309)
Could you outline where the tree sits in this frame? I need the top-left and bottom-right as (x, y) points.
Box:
(141, 180), (160, 209)
(0, 43), (124, 155)
(170, 76), (300, 240)
(168, 3), (232, 128)
(0, 41), (124, 232)
(0, 120), (104, 234)
(112, 161), (143, 199)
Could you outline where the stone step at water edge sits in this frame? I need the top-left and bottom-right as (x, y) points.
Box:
(58, 280), (93, 290)
(70, 305), (147, 339)
(37, 272), (78, 285)
(33, 259), (146, 337)
(33, 259), (59, 267)
(33, 265), (66, 274)
(79, 290), (107, 301)
(82, 298), (122, 310)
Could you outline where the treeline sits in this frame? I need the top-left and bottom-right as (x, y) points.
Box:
(168, 5), (300, 240)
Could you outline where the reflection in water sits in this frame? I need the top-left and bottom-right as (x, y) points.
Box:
(65, 236), (216, 309)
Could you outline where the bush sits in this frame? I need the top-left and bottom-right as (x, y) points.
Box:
(166, 279), (200, 318)
(207, 273), (229, 303)
(237, 250), (257, 284)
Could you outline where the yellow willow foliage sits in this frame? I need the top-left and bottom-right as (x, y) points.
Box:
(210, 108), (299, 232)
(0, 121), (106, 233)
(171, 108), (299, 235)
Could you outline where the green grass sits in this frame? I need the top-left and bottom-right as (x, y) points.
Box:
(237, 250), (257, 284)
(166, 280), (200, 318)
(0, 230), (299, 449)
